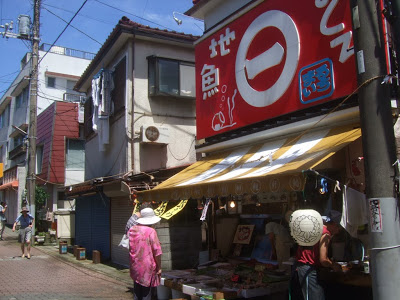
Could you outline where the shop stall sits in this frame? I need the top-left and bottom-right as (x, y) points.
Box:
(136, 123), (372, 299)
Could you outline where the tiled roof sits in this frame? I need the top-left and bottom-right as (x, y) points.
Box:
(118, 16), (199, 42)
(75, 16), (199, 91)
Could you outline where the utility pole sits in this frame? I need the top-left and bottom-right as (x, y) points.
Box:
(28, 0), (40, 238)
(350, 1), (400, 299)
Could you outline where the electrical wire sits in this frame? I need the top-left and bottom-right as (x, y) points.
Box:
(94, 0), (175, 31)
(43, 6), (102, 45)
(168, 137), (196, 161)
(42, 3), (116, 26)
(37, 0), (89, 67)
(285, 75), (387, 147)
(0, 70), (20, 79)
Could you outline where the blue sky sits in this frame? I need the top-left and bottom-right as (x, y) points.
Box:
(0, 0), (203, 97)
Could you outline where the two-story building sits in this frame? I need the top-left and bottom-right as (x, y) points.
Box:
(68, 17), (200, 268)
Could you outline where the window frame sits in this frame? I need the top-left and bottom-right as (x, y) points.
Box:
(47, 76), (56, 88)
(65, 139), (85, 171)
(36, 145), (44, 174)
(147, 55), (195, 99)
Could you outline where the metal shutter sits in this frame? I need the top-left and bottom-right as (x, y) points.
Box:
(111, 196), (132, 267)
(75, 194), (111, 260)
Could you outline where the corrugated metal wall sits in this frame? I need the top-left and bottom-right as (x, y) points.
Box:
(111, 196), (132, 267)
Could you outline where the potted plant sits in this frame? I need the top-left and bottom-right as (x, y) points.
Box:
(35, 232), (46, 244)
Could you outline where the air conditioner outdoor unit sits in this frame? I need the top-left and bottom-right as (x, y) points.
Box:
(141, 125), (169, 144)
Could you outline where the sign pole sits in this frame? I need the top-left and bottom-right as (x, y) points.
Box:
(350, 1), (400, 299)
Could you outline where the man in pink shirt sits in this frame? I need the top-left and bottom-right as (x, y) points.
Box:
(129, 207), (162, 300)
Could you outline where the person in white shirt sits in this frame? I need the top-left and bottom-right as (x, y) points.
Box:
(265, 215), (294, 269)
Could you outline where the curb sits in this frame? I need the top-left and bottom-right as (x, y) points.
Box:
(36, 245), (133, 286)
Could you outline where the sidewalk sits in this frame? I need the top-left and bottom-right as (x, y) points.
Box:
(2, 225), (132, 286)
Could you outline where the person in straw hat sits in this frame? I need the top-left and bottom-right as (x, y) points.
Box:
(294, 210), (342, 300)
(12, 207), (35, 259)
(128, 207), (162, 300)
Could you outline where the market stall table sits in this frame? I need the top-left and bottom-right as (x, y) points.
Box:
(317, 265), (372, 300)
(160, 261), (290, 299)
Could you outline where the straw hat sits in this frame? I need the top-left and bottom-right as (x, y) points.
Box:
(20, 207), (29, 213)
(136, 208), (161, 225)
(289, 209), (323, 246)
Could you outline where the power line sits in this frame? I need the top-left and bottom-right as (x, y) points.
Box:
(94, 0), (175, 31)
(37, 0), (89, 67)
(0, 70), (20, 79)
(42, 6), (102, 45)
(42, 3), (116, 26)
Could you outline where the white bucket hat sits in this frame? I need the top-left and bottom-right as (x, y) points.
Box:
(137, 208), (161, 225)
(289, 209), (323, 246)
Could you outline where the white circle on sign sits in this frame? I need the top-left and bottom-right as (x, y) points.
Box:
(235, 10), (300, 107)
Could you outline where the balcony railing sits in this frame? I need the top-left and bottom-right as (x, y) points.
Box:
(9, 144), (26, 160)
(63, 93), (86, 103)
(40, 43), (96, 60)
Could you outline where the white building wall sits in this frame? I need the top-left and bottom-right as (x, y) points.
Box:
(85, 115), (128, 179)
(37, 49), (91, 114)
(133, 40), (197, 173)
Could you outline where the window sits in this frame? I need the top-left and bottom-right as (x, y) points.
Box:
(47, 76), (56, 88)
(23, 86), (29, 103)
(13, 135), (24, 148)
(148, 56), (195, 98)
(15, 87), (29, 109)
(66, 139), (84, 170)
(36, 145), (43, 174)
(84, 96), (94, 138)
(16, 93), (22, 109)
(111, 57), (126, 115)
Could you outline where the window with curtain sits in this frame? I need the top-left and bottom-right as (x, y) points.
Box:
(148, 56), (195, 98)
(66, 139), (85, 170)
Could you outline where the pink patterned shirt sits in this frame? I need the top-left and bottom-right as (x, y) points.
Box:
(128, 225), (162, 287)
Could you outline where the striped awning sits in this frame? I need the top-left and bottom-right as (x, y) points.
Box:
(0, 180), (19, 191)
(137, 124), (361, 202)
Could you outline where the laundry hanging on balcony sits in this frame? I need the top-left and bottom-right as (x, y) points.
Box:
(92, 69), (114, 151)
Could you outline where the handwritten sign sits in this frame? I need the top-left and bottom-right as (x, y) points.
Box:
(369, 198), (383, 233)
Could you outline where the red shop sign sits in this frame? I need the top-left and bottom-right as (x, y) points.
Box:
(195, 0), (356, 139)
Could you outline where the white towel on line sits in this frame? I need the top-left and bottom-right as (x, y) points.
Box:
(340, 186), (368, 237)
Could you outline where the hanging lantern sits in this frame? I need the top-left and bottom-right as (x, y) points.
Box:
(289, 209), (323, 246)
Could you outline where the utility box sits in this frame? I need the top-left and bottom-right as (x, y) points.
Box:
(59, 241), (68, 254)
(76, 247), (86, 260)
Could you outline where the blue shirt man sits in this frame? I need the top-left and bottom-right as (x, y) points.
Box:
(12, 207), (34, 259)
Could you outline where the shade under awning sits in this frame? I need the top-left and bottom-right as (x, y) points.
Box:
(138, 124), (361, 202)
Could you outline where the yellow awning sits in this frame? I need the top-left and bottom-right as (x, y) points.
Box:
(138, 124), (361, 202)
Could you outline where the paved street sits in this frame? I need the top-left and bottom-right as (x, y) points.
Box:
(0, 227), (133, 300)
